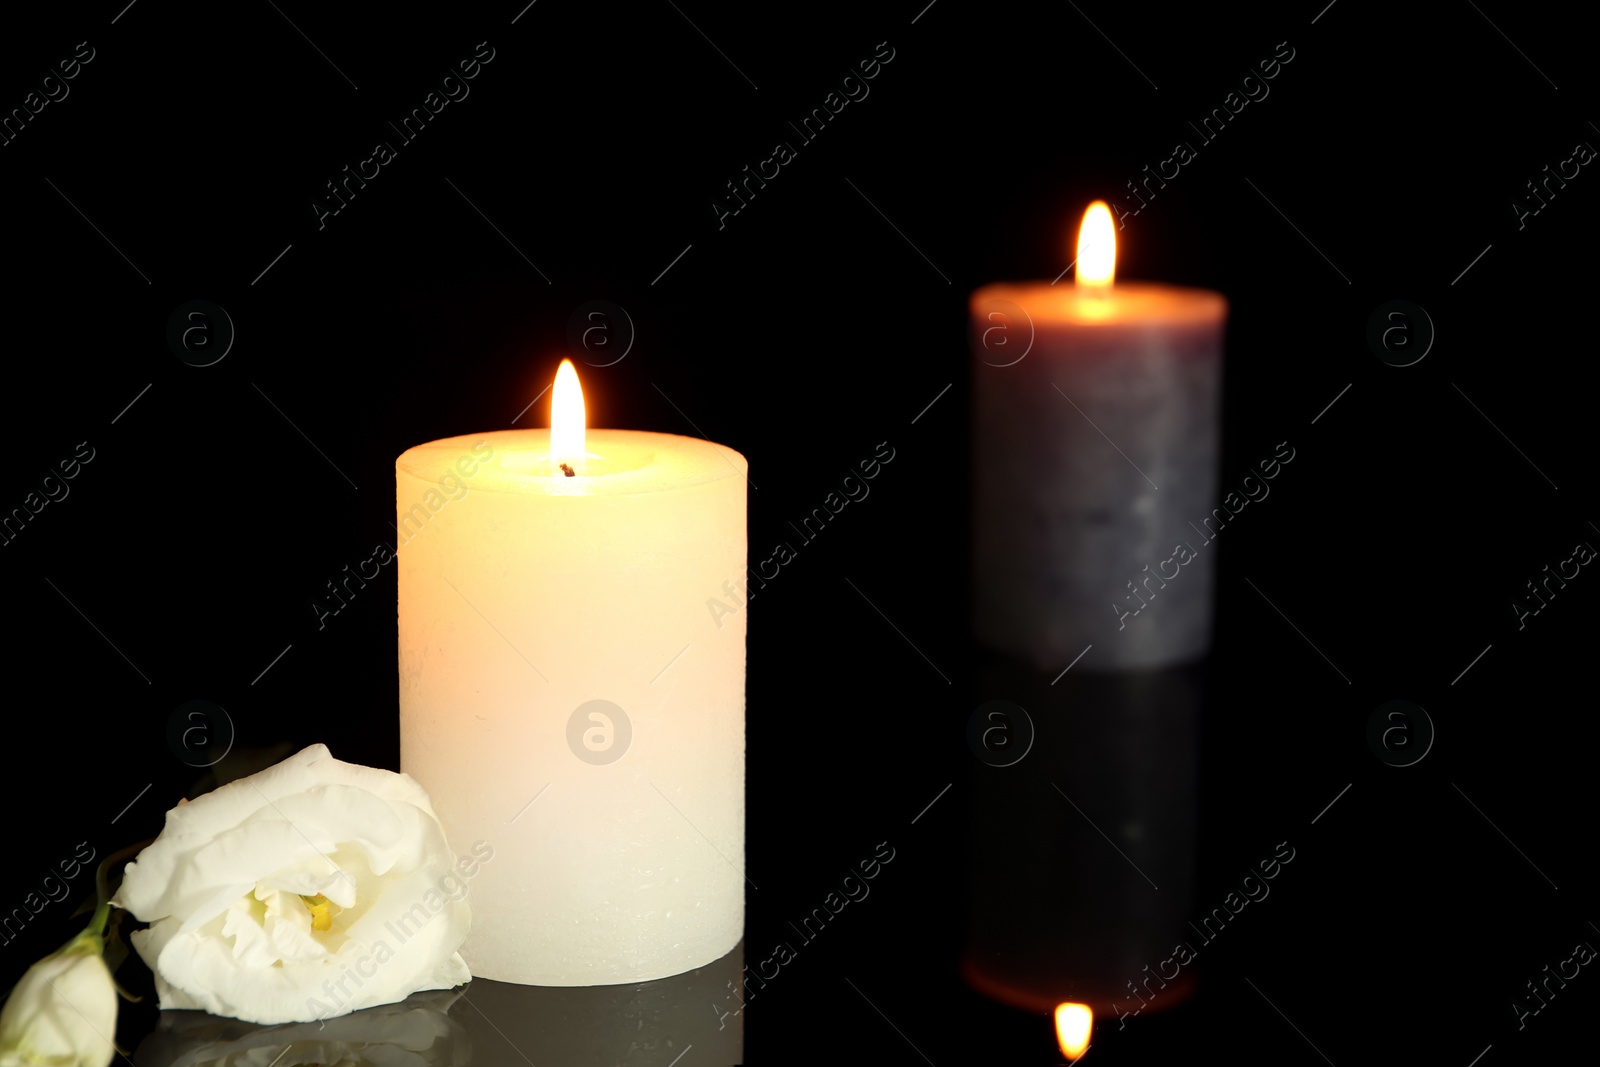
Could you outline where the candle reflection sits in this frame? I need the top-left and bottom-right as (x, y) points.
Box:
(1055, 1002), (1093, 1060)
(455, 940), (744, 1066)
(963, 656), (1202, 1018)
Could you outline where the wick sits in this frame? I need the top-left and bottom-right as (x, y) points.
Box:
(559, 463), (575, 477)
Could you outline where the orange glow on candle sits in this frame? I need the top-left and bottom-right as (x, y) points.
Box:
(551, 359), (586, 470)
(1075, 201), (1116, 290)
(1055, 1002), (1092, 1060)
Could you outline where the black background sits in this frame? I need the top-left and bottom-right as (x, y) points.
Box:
(2, 1), (1596, 1064)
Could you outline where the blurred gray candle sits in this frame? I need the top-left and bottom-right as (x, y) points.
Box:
(971, 202), (1227, 671)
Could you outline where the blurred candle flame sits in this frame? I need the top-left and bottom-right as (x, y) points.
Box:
(551, 358), (586, 469)
(1055, 1003), (1092, 1060)
(1075, 201), (1116, 290)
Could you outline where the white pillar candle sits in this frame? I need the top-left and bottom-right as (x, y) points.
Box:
(397, 361), (746, 985)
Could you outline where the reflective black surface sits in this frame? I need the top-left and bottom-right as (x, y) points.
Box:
(135, 945), (743, 1067)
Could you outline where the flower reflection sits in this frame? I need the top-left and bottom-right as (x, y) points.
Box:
(135, 987), (468, 1067)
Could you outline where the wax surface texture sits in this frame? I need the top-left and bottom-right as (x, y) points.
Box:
(397, 428), (746, 984)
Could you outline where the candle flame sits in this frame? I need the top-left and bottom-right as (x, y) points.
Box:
(551, 359), (586, 469)
(1075, 201), (1116, 290)
(1055, 1003), (1092, 1061)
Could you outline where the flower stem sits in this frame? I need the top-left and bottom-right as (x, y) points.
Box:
(92, 838), (153, 938)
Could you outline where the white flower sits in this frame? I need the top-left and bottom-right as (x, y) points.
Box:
(116, 744), (472, 1025)
(0, 934), (118, 1067)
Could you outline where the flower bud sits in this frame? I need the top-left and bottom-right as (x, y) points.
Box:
(0, 934), (117, 1067)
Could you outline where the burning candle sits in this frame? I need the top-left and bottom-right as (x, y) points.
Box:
(396, 360), (747, 985)
(971, 202), (1227, 670)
